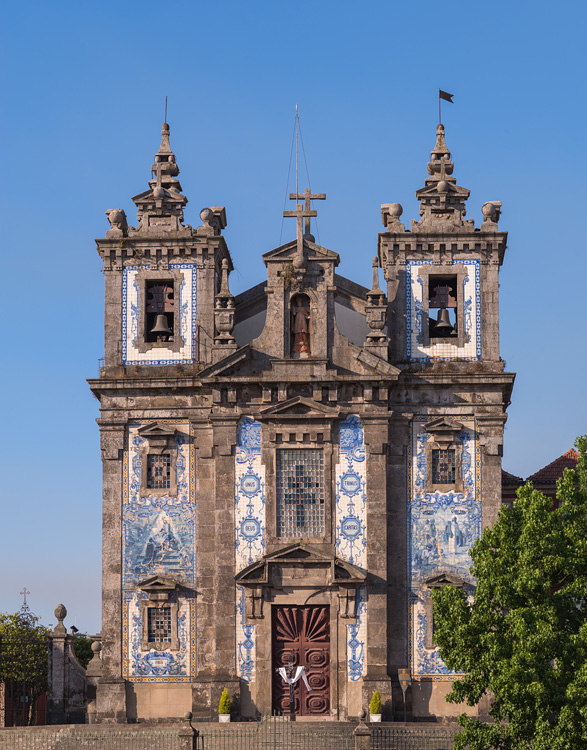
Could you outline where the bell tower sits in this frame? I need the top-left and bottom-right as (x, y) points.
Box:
(90, 123), (234, 723)
(379, 123), (515, 717)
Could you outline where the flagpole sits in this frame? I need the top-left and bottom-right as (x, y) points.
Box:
(438, 89), (441, 124)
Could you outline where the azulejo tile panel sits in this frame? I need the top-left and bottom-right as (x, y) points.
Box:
(121, 264), (197, 365)
(406, 260), (481, 361)
(235, 417), (265, 683)
(122, 421), (196, 682)
(336, 415), (367, 681)
(408, 416), (481, 680)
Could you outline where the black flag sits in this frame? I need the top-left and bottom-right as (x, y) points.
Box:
(439, 90), (454, 103)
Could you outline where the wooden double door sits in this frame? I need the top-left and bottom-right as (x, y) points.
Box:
(271, 605), (330, 716)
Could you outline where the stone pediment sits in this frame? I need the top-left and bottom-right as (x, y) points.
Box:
(262, 239), (340, 264)
(424, 573), (466, 589)
(198, 346), (251, 379)
(137, 423), (178, 449)
(138, 575), (179, 600)
(235, 543), (366, 586)
(235, 544), (366, 619)
(259, 396), (339, 419)
(424, 417), (464, 445)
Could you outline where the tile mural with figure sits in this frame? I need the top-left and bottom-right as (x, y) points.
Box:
(122, 421), (196, 682)
(408, 416), (481, 679)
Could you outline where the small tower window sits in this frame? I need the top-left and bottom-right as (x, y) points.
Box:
(146, 281), (174, 343)
(428, 276), (457, 338)
(147, 607), (172, 644)
(431, 449), (456, 484)
(147, 454), (171, 489)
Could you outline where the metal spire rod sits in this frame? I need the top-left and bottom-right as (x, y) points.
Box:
(295, 104), (299, 204)
(165, 96), (168, 124)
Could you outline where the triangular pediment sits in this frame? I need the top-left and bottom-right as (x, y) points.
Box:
(424, 417), (464, 436)
(424, 573), (466, 589)
(235, 543), (366, 587)
(262, 239), (340, 264)
(138, 575), (179, 592)
(259, 396), (339, 418)
(138, 423), (177, 439)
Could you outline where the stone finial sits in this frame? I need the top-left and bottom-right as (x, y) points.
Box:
(105, 209), (128, 237)
(381, 203), (404, 231)
(412, 123), (473, 233)
(365, 257), (388, 356)
(481, 201), (502, 232)
(131, 122), (189, 233)
(214, 258), (236, 347)
(53, 603), (67, 636)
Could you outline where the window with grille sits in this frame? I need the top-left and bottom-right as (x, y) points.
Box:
(276, 449), (324, 537)
(147, 454), (171, 489)
(431, 449), (456, 484)
(147, 607), (172, 643)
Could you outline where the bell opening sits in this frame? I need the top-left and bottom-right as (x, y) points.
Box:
(146, 280), (175, 342)
(428, 275), (457, 338)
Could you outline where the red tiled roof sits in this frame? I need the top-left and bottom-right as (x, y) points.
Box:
(502, 469), (524, 486)
(527, 449), (579, 483)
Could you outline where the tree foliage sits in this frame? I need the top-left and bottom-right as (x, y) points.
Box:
(71, 633), (94, 669)
(432, 436), (587, 749)
(0, 612), (50, 726)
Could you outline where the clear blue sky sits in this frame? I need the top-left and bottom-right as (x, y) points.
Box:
(1, 0), (585, 635)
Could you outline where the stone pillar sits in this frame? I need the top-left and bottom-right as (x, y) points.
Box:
(354, 710), (372, 750)
(96, 423), (127, 723)
(192, 418), (239, 719)
(362, 419), (392, 715)
(48, 604), (68, 724)
(86, 641), (102, 724)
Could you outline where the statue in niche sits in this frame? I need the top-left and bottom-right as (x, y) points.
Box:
(291, 296), (311, 355)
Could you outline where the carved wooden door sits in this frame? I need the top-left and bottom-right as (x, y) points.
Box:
(272, 605), (330, 716)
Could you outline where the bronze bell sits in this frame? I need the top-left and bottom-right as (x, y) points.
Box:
(150, 314), (172, 337)
(434, 308), (454, 336)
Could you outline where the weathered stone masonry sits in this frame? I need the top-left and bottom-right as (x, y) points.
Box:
(88, 121), (514, 722)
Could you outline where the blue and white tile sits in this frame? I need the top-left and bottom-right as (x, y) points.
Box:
(406, 260), (481, 361)
(122, 421), (196, 683)
(408, 417), (480, 679)
(234, 417), (265, 683)
(122, 264), (197, 365)
(335, 415), (368, 681)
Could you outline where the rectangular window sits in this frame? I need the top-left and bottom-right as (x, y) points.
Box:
(432, 449), (456, 484)
(147, 607), (172, 643)
(147, 454), (171, 489)
(276, 449), (324, 537)
(146, 281), (174, 343)
(428, 275), (457, 338)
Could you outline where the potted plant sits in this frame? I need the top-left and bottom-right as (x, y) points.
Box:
(369, 690), (382, 722)
(218, 688), (231, 722)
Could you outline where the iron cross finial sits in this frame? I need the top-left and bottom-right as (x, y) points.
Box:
(20, 587), (30, 604)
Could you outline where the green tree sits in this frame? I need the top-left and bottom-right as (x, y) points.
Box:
(432, 436), (587, 750)
(0, 612), (50, 726)
(71, 633), (94, 669)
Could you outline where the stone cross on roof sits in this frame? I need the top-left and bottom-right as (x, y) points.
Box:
(288, 188), (326, 237)
(284, 188), (326, 268)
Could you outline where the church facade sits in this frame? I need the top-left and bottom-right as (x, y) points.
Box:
(89, 121), (515, 722)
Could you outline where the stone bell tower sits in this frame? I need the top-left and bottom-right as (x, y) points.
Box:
(379, 123), (515, 718)
(89, 123), (234, 723)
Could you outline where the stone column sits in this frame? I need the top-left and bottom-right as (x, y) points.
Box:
(96, 423), (127, 723)
(191, 418), (239, 719)
(48, 604), (67, 724)
(362, 418), (392, 715)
